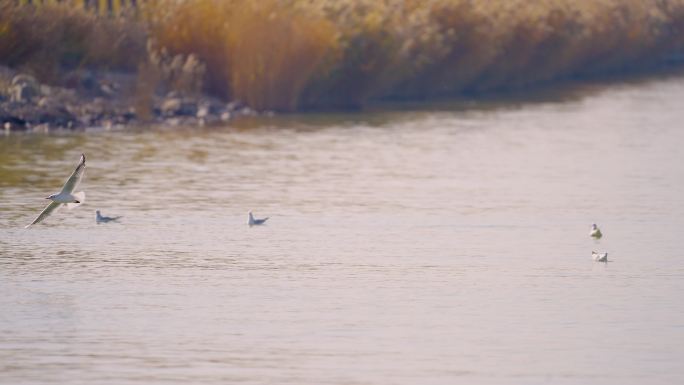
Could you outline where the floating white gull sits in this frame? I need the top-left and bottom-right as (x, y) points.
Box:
(96, 210), (122, 224)
(26, 153), (86, 228)
(592, 251), (608, 262)
(590, 223), (602, 239)
(248, 211), (269, 226)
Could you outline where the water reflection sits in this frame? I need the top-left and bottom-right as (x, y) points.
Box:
(2, 73), (684, 384)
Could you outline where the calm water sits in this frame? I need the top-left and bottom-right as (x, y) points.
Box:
(1, 75), (684, 385)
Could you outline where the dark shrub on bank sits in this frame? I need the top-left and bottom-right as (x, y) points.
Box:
(0, 2), (145, 82)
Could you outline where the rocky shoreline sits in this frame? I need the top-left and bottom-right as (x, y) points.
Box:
(0, 66), (262, 133)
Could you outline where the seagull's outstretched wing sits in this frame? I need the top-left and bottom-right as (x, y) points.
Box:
(25, 201), (61, 228)
(60, 154), (86, 194)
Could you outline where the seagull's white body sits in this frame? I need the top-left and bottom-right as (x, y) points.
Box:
(96, 210), (122, 224)
(47, 191), (86, 206)
(248, 211), (269, 226)
(590, 223), (602, 239)
(26, 154), (86, 228)
(592, 251), (608, 262)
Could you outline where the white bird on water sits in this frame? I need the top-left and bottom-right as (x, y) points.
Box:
(590, 223), (603, 239)
(26, 153), (86, 228)
(96, 210), (122, 224)
(248, 211), (269, 226)
(592, 251), (608, 262)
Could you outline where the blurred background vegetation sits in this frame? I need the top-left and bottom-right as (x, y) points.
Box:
(2, 0), (684, 111)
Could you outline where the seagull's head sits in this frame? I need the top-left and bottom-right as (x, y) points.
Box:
(46, 194), (56, 200)
(591, 223), (597, 229)
(96, 210), (101, 215)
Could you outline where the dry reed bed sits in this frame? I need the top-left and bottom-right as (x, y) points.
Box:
(147, 0), (684, 110)
(3, 0), (684, 111)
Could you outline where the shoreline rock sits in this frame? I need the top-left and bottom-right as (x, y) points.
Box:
(0, 67), (262, 133)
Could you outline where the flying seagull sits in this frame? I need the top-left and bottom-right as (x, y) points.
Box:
(248, 211), (269, 226)
(25, 153), (86, 228)
(592, 251), (608, 262)
(590, 223), (602, 239)
(96, 210), (122, 224)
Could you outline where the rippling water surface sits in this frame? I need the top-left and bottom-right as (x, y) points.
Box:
(2, 75), (684, 384)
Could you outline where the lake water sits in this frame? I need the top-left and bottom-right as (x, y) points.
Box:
(1, 73), (684, 384)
